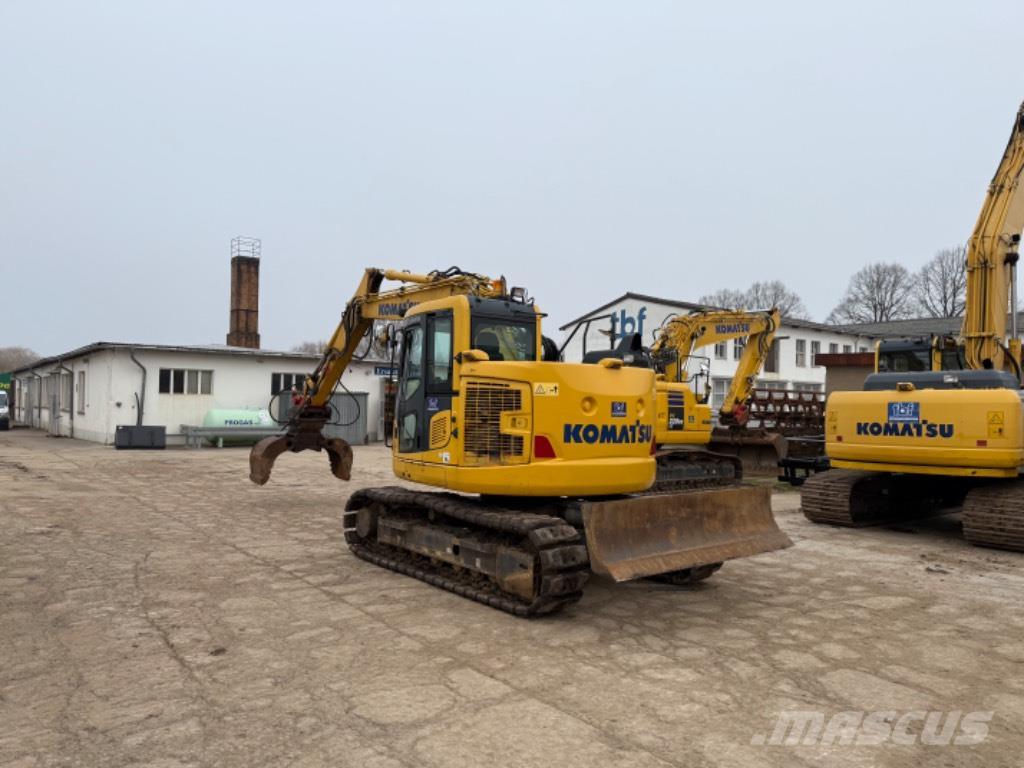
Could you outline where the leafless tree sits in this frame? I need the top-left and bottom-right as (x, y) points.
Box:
(291, 340), (327, 356)
(0, 347), (40, 372)
(698, 288), (750, 309)
(292, 320), (394, 361)
(699, 282), (808, 318)
(916, 245), (967, 318)
(745, 280), (809, 319)
(827, 263), (916, 324)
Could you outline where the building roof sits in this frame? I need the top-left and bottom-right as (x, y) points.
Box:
(558, 292), (872, 336)
(8, 341), (361, 375)
(834, 317), (964, 338)
(836, 311), (1024, 339)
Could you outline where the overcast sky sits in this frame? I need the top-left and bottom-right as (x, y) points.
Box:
(3, 1), (1024, 356)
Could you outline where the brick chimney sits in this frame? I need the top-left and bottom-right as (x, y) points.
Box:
(227, 236), (261, 349)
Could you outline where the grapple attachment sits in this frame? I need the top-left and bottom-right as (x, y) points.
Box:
(581, 485), (791, 581)
(249, 432), (353, 485)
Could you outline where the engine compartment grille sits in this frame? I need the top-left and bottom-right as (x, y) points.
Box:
(464, 381), (525, 464)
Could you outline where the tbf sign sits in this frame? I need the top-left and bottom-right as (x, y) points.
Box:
(609, 307), (647, 341)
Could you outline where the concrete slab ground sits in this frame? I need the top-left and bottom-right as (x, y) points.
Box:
(1, 429), (1022, 767)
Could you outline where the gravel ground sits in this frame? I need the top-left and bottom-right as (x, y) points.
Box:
(2, 429), (1023, 767)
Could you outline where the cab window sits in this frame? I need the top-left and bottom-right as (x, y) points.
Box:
(471, 318), (536, 362)
(401, 325), (424, 400)
(428, 314), (453, 390)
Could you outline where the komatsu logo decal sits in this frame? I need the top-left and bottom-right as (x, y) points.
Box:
(715, 322), (750, 334)
(564, 422), (653, 444)
(855, 421), (954, 438)
(379, 300), (416, 316)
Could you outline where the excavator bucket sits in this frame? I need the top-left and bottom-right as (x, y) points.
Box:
(249, 434), (354, 486)
(581, 485), (792, 581)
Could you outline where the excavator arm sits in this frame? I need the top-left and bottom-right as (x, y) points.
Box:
(249, 267), (506, 485)
(650, 309), (780, 425)
(962, 102), (1024, 376)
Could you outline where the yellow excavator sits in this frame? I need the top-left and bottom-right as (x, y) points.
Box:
(250, 267), (791, 616)
(802, 101), (1024, 551)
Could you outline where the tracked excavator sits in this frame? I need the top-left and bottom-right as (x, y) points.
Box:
(802, 101), (1024, 551)
(250, 267), (791, 616)
(586, 309), (782, 486)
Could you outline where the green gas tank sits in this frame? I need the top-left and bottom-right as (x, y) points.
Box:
(199, 409), (275, 445)
(202, 409), (274, 428)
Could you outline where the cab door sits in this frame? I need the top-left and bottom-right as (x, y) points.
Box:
(396, 321), (425, 453)
(395, 312), (455, 455)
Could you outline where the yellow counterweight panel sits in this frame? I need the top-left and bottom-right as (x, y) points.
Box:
(392, 360), (658, 496)
(826, 387), (1024, 475)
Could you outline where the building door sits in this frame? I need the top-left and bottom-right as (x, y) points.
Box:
(22, 382), (33, 427)
(49, 392), (61, 435)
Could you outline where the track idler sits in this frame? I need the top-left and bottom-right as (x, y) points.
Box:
(249, 408), (353, 485)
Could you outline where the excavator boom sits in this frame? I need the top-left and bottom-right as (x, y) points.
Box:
(962, 103), (1024, 374)
(651, 308), (780, 425)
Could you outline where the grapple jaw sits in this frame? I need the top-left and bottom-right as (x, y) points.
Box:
(248, 408), (353, 485)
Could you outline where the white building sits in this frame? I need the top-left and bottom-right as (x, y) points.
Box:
(559, 293), (875, 410)
(10, 342), (393, 446)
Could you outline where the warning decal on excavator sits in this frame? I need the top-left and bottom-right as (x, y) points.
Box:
(988, 411), (1005, 438)
(534, 383), (560, 396)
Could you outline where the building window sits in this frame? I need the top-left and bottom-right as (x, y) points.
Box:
(811, 340), (821, 367)
(77, 371), (86, 414)
(793, 382), (824, 392)
(795, 339), (807, 367)
(843, 344), (852, 353)
(858, 346), (868, 353)
(714, 341), (727, 360)
(764, 340), (779, 373)
(271, 372), (308, 396)
(711, 377), (731, 410)
(61, 373), (72, 412)
(733, 338), (745, 360)
(829, 342), (839, 354)
(159, 368), (213, 395)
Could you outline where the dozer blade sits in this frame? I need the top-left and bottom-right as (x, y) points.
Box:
(249, 434), (353, 486)
(581, 485), (792, 581)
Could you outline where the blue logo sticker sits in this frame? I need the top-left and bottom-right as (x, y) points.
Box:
(611, 401), (627, 418)
(427, 397), (440, 412)
(888, 402), (919, 423)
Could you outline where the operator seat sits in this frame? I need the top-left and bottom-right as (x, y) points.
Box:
(475, 330), (504, 361)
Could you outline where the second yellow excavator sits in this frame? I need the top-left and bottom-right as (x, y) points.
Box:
(250, 267), (791, 616)
(802, 101), (1024, 551)
(580, 308), (781, 485)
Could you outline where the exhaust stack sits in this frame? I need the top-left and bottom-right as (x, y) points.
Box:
(227, 236), (261, 349)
